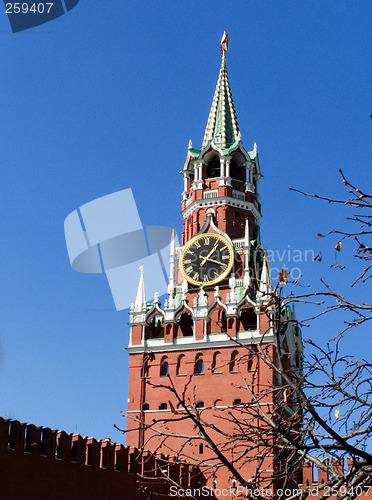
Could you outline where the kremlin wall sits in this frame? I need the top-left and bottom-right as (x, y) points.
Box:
(1, 415), (370, 499)
(0, 416), (201, 499)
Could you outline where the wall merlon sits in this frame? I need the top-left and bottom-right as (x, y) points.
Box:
(0, 417), (10, 451)
(56, 430), (72, 461)
(101, 440), (115, 470)
(114, 443), (129, 471)
(25, 423), (41, 455)
(71, 434), (87, 465)
(9, 420), (26, 452)
(86, 437), (101, 467)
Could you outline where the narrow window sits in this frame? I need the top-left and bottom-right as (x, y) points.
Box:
(176, 354), (186, 376)
(160, 356), (169, 377)
(194, 354), (204, 375)
(247, 346), (257, 372)
(199, 443), (204, 454)
(229, 350), (239, 373)
(211, 351), (222, 373)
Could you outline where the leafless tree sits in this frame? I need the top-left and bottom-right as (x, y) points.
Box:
(120, 170), (372, 500)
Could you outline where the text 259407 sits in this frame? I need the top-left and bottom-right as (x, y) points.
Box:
(5, 3), (54, 14)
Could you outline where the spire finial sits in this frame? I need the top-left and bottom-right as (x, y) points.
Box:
(220, 31), (228, 66)
(134, 264), (146, 311)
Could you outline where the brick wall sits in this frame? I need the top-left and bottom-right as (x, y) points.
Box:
(0, 417), (200, 500)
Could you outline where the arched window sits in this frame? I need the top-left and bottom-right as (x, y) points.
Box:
(210, 308), (227, 334)
(176, 354), (186, 376)
(207, 156), (220, 178)
(179, 313), (193, 337)
(160, 356), (169, 377)
(233, 399), (241, 406)
(159, 403), (168, 410)
(240, 308), (257, 331)
(211, 351), (222, 374)
(145, 315), (164, 339)
(229, 350), (239, 373)
(196, 401), (204, 408)
(142, 403), (149, 411)
(194, 354), (204, 375)
(247, 346), (257, 372)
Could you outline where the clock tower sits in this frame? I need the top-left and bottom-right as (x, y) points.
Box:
(125, 34), (302, 493)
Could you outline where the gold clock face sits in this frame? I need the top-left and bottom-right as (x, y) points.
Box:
(180, 233), (234, 286)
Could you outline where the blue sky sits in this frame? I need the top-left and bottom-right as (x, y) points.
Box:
(0, 1), (371, 441)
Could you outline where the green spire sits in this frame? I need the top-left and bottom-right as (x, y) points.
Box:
(202, 32), (241, 150)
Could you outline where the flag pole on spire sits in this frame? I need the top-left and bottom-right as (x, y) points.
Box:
(220, 31), (228, 65)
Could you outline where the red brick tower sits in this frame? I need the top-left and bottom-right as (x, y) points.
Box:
(126, 34), (302, 493)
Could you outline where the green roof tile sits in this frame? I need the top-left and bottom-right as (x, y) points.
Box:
(202, 49), (240, 150)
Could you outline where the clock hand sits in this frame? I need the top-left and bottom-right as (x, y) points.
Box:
(203, 257), (228, 267)
(200, 244), (219, 266)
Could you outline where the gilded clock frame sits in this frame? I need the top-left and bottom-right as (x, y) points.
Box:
(180, 233), (235, 287)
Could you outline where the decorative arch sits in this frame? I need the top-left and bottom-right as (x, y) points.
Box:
(145, 311), (164, 339)
(174, 306), (194, 338)
(209, 305), (227, 334)
(178, 312), (193, 337)
(239, 307), (257, 331)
